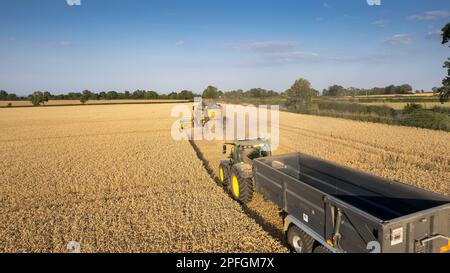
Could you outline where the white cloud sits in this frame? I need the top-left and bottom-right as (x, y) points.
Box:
(372, 19), (386, 27)
(384, 33), (413, 45)
(66, 0), (81, 6)
(175, 40), (185, 46)
(323, 2), (330, 8)
(344, 14), (360, 20)
(427, 30), (442, 40)
(250, 51), (398, 65)
(260, 51), (320, 63)
(58, 41), (73, 47)
(408, 10), (450, 21)
(36, 41), (73, 48)
(326, 53), (396, 62)
(223, 40), (301, 52)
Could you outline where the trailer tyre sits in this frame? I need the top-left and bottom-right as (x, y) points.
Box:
(313, 245), (332, 253)
(218, 162), (230, 186)
(229, 169), (253, 204)
(287, 226), (314, 253)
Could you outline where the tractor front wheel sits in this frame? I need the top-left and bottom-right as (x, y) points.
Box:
(218, 162), (230, 186)
(229, 168), (254, 204)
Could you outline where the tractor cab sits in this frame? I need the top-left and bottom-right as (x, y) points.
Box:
(222, 138), (272, 164)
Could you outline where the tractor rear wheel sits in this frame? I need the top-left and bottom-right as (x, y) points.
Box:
(229, 168), (254, 204)
(218, 162), (230, 186)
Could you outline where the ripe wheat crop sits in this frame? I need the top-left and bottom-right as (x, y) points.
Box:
(0, 104), (286, 253)
(0, 99), (188, 107)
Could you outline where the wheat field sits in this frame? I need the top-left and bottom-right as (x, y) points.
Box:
(0, 100), (188, 107)
(0, 104), (286, 253)
(1, 103), (448, 253)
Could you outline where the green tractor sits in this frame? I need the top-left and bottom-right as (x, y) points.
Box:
(219, 138), (272, 203)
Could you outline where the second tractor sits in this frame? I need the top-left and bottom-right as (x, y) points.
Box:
(219, 138), (272, 203)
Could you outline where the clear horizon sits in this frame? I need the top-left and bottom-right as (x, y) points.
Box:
(0, 0), (449, 96)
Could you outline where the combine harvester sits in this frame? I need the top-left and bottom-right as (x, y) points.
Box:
(219, 139), (450, 253)
(179, 98), (223, 130)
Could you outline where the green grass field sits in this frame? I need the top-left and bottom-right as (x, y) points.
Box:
(360, 102), (450, 110)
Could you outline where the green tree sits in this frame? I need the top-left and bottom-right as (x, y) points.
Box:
(80, 90), (92, 104)
(439, 22), (450, 103)
(285, 78), (316, 112)
(43, 91), (51, 101)
(99, 92), (107, 100)
(6, 93), (18, 100)
(0, 90), (18, 101)
(403, 103), (423, 114)
(168, 92), (179, 99)
(67, 92), (82, 100)
(178, 90), (194, 100)
(384, 85), (395, 94)
(144, 91), (159, 99)
(347, 87), (362, 97)
(106, 91), (118, 100)
(132, 90), (145, 99)
(398, 84), (413, 94)
(323, 85), (346, 96)
(29, 91), (47, 106)
(202, 85), (220, 99)
(0, 90), (7, 100)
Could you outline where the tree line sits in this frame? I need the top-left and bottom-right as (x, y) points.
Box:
(13, 90), (198, 106)
(1, 89), (197, 102)
(0, 83), (436, 107)
(0, 90), (21, 101)
(322, 84), (415, 97)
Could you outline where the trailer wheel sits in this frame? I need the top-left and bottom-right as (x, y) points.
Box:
(218, 162), (230, 186)
(229, 169), (253, 204)
(313, 245), (331, 253)
(287, 226), (314, 253)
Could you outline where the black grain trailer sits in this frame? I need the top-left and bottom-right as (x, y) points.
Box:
(251, 153), (450, 253)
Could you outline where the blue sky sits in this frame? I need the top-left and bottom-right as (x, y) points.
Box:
(0, 0), (449, 95)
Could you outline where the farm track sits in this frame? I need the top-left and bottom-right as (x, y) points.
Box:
(192, 139), (287, 244)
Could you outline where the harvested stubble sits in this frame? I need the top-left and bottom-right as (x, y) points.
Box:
(0, 104), (286, 252)
(194, 107), (450, 243)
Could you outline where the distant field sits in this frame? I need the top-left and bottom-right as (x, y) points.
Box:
(360, 101), (450, 110)
(349, 93), (436, 98)
(0, 100), (189, 107)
